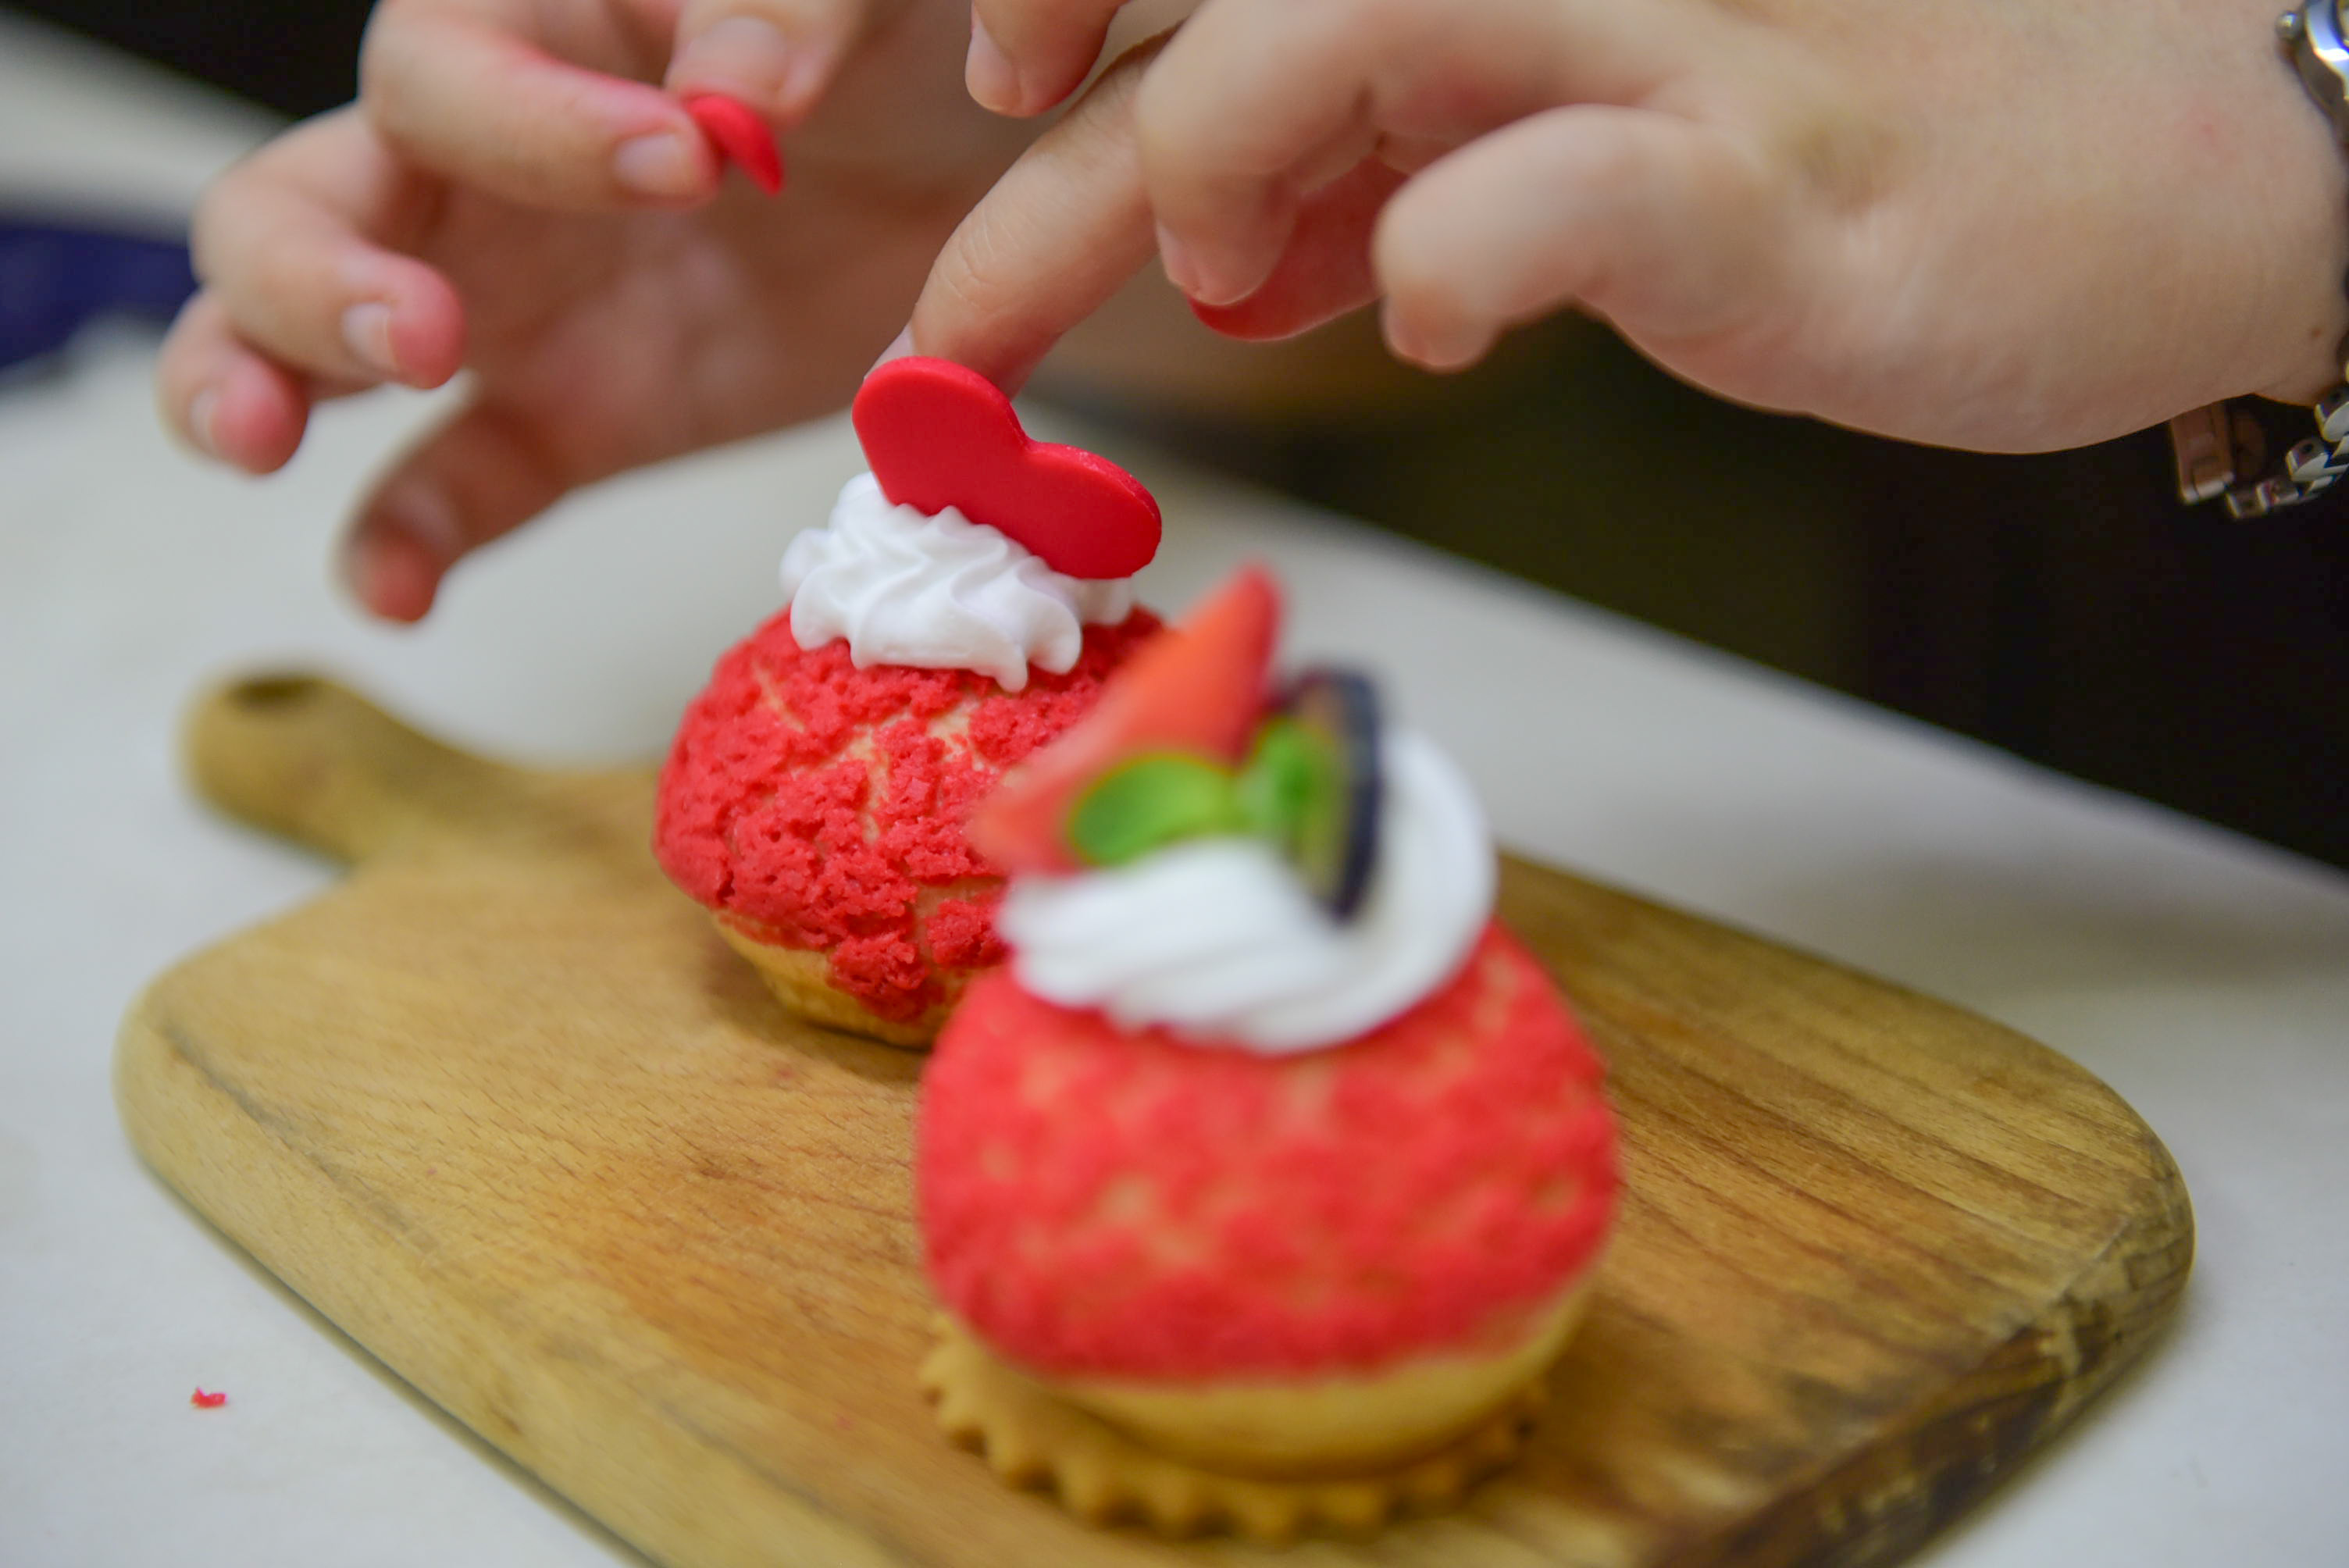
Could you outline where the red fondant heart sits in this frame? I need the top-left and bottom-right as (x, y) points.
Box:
(850, 357), (1161, 580)
(683, 94), (784, 196)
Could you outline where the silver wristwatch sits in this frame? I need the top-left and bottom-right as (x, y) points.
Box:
(2168, 2), (2349, 516)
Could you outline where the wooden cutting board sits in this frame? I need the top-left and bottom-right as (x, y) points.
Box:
(117, 675), (2192, 1568)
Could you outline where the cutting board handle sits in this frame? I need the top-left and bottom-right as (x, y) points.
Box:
(184, 675), (526, 864)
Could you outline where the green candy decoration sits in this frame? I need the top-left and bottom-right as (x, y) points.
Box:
(1066, 753), (1248, 868)
(1237, 717), (1333, 853)
(1053, 668), (1385, 921)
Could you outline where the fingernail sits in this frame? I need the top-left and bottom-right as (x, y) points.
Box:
(344, 486), (459, 622)
(965, 13), (1021, 113)
(1157, 226), (1252, 305)
(1156, 223), (1202, 297)
(1381, 300), (1492, 371)
(614, 130), (703, 198)
(343, 529), (440, 623)
(672, 16), (796, 103)
(187, 387), (223, 457)
(776, 46), (835, 114)
(868, 326), (915, 375)
(340, 302), (400, 379)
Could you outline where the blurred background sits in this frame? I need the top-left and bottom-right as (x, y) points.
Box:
(9, 0), (2347, 871)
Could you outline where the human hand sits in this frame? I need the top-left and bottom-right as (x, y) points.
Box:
(157, 0), (1032, 621)
(919, 0), (2349, 455)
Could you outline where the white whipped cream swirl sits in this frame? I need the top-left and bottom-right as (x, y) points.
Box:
(998, 730), (1495, 1053)
(781, 473), (1134, 691)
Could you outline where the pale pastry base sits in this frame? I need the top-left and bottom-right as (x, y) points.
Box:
(1057, 1281), (1592, 1478)
(921, 1300), (1576, 1542)
(714, 918), (948, 1049)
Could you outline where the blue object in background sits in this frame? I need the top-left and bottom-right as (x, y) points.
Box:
(0, 217), (198, 371)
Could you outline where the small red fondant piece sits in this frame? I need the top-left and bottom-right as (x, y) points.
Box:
(654, 608), (1160, 1019)
(918, 923), (1619, 1381)
(971, 565), (1280, 873)
(190, 1388), (228, 1409)
(850, 357), (1160, 580)
(684, 94), (784, 195)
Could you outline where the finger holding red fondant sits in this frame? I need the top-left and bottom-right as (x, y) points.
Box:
(683, 94), (787, 194)
(667, 0), (897, 191)
(668, 0), (875, 126)
(362, 0), (718, 208)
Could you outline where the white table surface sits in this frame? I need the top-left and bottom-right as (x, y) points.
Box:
(4, 12), (2346, 1566)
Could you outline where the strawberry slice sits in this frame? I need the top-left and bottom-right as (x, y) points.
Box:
(972, 565), (1281, 873)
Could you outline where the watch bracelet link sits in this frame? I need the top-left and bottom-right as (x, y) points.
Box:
(2168, 2), (2349, 517)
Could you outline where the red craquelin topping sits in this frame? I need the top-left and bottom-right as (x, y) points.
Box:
(654, 608), (1162, 1020)
(918, 923), (1620, 1379)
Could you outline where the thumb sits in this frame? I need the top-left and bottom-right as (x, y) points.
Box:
(1374, 105), (1795, 373)
(667, 0), (882, 127)
(340, 401), (577, 623)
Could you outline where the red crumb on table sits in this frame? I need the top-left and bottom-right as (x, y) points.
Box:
(918, 923), (1620, 1381)
(655, 609), (1160, 1021)
(190, 1388), (227, 1409)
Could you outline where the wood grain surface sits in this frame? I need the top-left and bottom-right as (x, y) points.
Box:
(116, 675), (2193, 1568)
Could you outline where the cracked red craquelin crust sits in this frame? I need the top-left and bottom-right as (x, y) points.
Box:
(654, 607), (1162, 1021)
(918, 921), (1619, 1379)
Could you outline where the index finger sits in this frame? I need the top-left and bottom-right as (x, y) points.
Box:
(908, 37), (1165, 389)
(363, 0), (718, 208)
